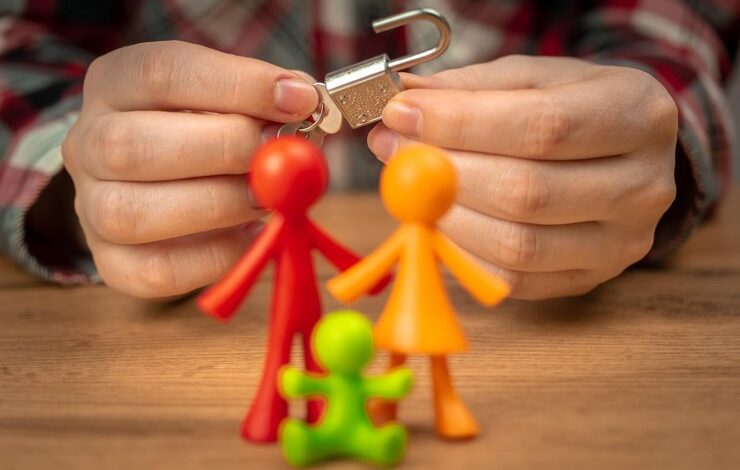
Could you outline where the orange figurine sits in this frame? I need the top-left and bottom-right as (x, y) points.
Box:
(327, 144), (510, 440)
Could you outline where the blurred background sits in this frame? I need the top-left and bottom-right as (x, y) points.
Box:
(728, 72), (740, 180)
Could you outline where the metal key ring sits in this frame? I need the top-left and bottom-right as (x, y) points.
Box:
(298, 101), (325, 134)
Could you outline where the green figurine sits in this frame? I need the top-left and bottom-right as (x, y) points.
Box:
(278, 310), (414, 467)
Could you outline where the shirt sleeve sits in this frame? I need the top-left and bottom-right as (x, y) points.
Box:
(0, 10), (100, 283)
(571, 0), (738, 262)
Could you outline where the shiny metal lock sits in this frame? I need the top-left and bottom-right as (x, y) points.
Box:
(324, 8), (451, 129)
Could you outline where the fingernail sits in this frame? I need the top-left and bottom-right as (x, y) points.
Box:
(274, 78), (317, 115)
(383, 101), (421, 138)
(368, 126), (399, 162)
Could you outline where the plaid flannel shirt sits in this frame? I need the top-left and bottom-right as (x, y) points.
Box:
(0, 0), (737, 283)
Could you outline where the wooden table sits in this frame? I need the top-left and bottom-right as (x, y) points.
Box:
(1, 192), (739, 470)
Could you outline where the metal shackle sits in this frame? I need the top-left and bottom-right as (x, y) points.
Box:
(372, 8), (452, 72)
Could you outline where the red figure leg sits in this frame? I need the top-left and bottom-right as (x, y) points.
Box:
(303, 329), (325, 423)
(241, 325), (293, 443)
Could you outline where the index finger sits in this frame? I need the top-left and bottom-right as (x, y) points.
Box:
(86, 41), (318, 122)
(383, 68), (677, 160)
(400, 55), (597, 91)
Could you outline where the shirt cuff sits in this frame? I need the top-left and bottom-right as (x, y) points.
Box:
(0, 110), (99, 284)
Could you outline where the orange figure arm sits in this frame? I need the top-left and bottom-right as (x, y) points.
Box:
(433, 232), (510, 306)
(327, 228), (405, 304)
(197, 218), (282, 320)
(307, 221), (390, 295)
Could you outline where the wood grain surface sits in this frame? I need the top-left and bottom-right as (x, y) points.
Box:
(1, 192), (739, 470)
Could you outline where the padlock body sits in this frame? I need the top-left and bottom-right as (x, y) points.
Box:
(324, 54), (402, 129)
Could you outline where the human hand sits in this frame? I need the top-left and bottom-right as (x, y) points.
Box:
(62, 41), (318, 298)
(368, 55), (677, 299)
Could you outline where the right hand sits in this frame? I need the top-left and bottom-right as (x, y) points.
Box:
(62, 41), (318, 298)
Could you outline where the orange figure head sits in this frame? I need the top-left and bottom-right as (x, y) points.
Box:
(380, 144), (457, 224)
(249, 137), (329, 216)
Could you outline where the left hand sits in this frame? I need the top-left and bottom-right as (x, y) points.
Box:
(368, 55), (678, 300)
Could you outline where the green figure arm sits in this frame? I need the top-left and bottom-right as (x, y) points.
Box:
(433, 232), (510, 306)
(363, 367), (414, 400)
(279, 367), (330, 399)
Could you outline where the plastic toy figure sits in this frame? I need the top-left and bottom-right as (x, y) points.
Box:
(198, 137), (386, 443)
(279, 310), (413, 467)
(328, 144), (510, 440)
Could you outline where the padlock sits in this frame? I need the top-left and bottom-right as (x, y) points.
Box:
(324, 8), (451, 129)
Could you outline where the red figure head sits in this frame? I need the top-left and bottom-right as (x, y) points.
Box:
(249, 137), (329, 217)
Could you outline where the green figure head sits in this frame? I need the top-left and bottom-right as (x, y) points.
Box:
(314, 310), (374, 375)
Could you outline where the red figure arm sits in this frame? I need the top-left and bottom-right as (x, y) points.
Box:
(308, 221), (390, 295)
(197, 218), (282, 320)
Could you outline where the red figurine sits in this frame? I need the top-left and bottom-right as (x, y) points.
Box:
(197, 136), (384, 443)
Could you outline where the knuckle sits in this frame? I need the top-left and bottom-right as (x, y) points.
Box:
(133, 41), (183, 103)
(93, 184), (138, 243)
(522, 91), (570, 158)
(626, 68), (678, 140)
(97, 250), (178, 299)
(61, 123), (82, 172)
(82, 55), (106, 97)
(494, 163), (550, 220)
(61, 131), (75, 163)
(93, 257), (121, 293)
(220, 115), (255, 172)
(92, 117), (135, 176)
(623, 234), (654, 264)
(135, 248), (179, 297)
(633, 164), (677, 215)
(650, 178), (677, 212)
(201, 182), (229, 226)
(515, 224), (540, 266)
(454, 101), (475, 148)
(502, 269), (526, 296)
(653, 88), (679, 123)
(91, 252), (132, 297)
(496, 222), (539, 268)
(648, 88), (679, 139)
(73, 195), (85, 225)
(505, 271), (563, 300)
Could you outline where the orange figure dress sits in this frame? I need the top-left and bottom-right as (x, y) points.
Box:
(374, 224), (468, 355)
